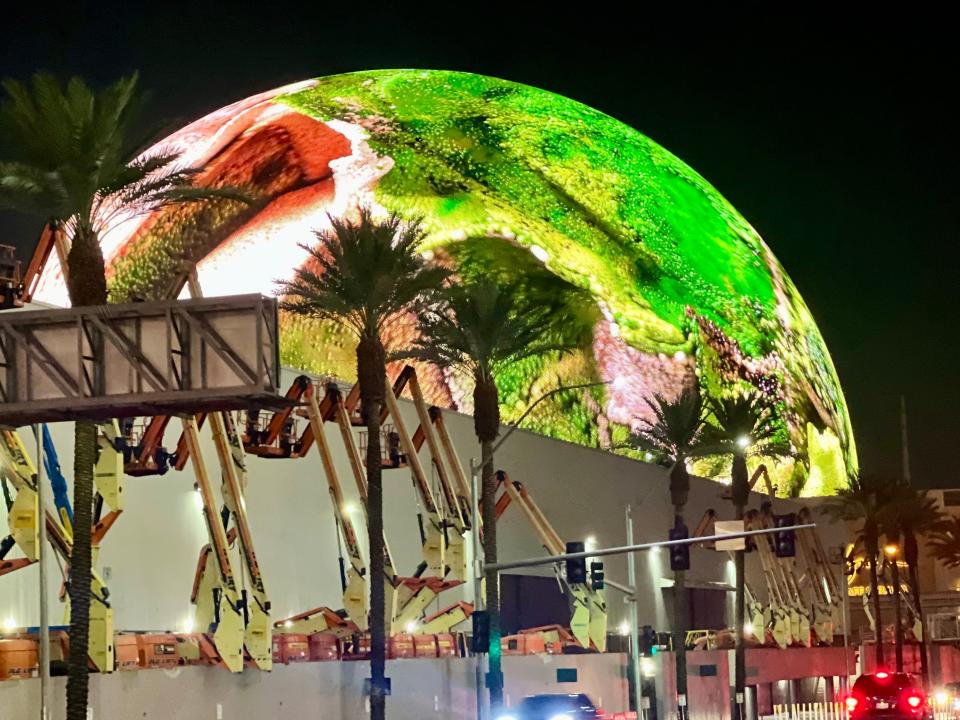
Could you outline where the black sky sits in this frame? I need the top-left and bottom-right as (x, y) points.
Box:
(2, 5), (957, 487)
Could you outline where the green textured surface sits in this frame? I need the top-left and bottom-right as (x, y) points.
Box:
(99, 69), (854, 495)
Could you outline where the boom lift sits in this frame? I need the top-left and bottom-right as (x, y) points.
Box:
(0, 427), (121, 671)
(493, 471), (606, 651)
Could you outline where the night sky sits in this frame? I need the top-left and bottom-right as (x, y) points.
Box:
(2, 6), (956, 487)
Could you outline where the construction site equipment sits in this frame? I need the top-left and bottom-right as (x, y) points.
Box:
(0, 426), (122, 672)
(493, 471), (606, 651)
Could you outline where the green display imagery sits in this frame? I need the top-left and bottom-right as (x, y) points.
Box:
(101, 69), (855, 496)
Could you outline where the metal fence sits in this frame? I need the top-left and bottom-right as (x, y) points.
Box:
(769, 703), (848, 720)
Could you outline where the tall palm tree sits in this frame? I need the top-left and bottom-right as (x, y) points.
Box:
(0, 72), (235, 720)
(822, 473), (897, 668)
(277, 209), (446, 720)
(702, 393), (785, 720)
(630, 388), (706, 714)
(407, 275), (594, 709)
(881, 487), (943, 683)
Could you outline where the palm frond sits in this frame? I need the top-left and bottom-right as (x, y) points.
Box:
(276, 209), (447, 344)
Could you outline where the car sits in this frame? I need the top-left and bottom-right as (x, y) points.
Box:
(496, 693), (602, 720)
(847, 672), (931, 720)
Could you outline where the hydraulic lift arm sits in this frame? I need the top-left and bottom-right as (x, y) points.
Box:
(402, 368), (467, 579)
(181, 417), (245, 673)
(301, 383), (370, 630)
(207, 410), (273, 669)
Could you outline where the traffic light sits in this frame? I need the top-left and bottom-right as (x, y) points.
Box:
(566, 541), (587, 584)
(471, 610), (489, 653)
(774, 512), (796, 558)
(669, 523), (690, 571)
(639, 625), (657, 656)
(590, 561), (605, 590)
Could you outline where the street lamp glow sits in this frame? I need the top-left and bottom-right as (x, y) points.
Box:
(585, 536), (597, 553)
(405, 621), (419, 635)
(618, 621), (630, 637)
(284, 620), (294, 628)
(1, 617), (16, 632)
(736, 435), (750, 449)
(884, 544), (899, 558)
(641, 657), (656, 677)
(743, 623), (754, 636)
(344, 502), (358, 515)
(192, 487), (204, 511)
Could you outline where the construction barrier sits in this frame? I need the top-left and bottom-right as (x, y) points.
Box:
(770, 702), (849, 720)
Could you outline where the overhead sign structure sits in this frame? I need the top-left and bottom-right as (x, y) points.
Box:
(0, 294), (282, 426)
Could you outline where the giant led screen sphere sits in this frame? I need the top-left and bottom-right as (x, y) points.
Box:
(33, 70), (855, 496)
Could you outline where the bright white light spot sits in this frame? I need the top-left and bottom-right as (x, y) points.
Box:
(2, 617), (16, 632)
(549, 714), (571, 720)
(934, 690), (948, 705)
(530, 245), (549, 262)
(609, 322), (621, 338)
(743, 623), (754, 636)
(421, 250), (435, 261)
(405, 621), (418, 635)
(585, 536), (597, 553)
(641, 657), (656, 677)
(344, 502), (359, 515)
(644, 452), (653, 462)
(736, 436), (750, 449)
(673, 350), (687, 362)
(182, 616), (195, 634)
(193, 488), (204, 511)
(611, 376), (629, 391)
(618, 621), (630, 637)
(284, 620), (294, 629)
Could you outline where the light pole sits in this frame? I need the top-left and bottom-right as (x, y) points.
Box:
(470, 458), (486, 720)
(36, 426), (51, 720)
(885, 543), (904, 672)
(625, 505), (641, 712)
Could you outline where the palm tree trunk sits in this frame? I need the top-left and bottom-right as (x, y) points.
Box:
(474, 373), (503, 709)
(732, 453), (748, 720)
(481, 437), (503, 708)
(66, 421), (96, 720)
(358, 337), (387, 720)
(866, 527), (884, 667)
(904, 531), (929, 685)
(65, 225), (107, 720)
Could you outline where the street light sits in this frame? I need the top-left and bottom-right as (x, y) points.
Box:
(884, 544), (899, 558)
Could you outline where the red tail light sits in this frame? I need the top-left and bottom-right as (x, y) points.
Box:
(904, 691), (924, 710)
(875, 671), (890, 679)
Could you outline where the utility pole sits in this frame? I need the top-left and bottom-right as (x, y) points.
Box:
(625, 506), (641, 712)
(36, 427), (51, 720)
(470, 458), (486, 720)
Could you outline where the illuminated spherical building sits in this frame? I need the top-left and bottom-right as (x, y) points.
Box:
(33, 70), (855, 495)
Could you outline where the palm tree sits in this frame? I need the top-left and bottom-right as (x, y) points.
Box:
(822, 473), (897, 668)
(407, 275), (594, 709)
(702, 393), (785, 720)
(277, 208), (445, 720)
(881, 487), (944, 683)
(0, 72), (236, 720)
(630, 388), (706, 714)
(929, 515), (960, 567)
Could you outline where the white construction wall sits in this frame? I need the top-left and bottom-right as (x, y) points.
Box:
(0, 652), (630, 720)
(0, 368), (846, 638)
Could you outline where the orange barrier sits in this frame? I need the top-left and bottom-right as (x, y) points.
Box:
(388, 634), (415, 659)
(414, 634), (438, 658)
(436, 633), (457, 658)
(272, 634), (310, 664)
(136, 634), (179, 669)
(115, 635), (139, 671)
(308, 634), (340, 661)
(501, 633), (547, 656)
(0, 639), (37, 680)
